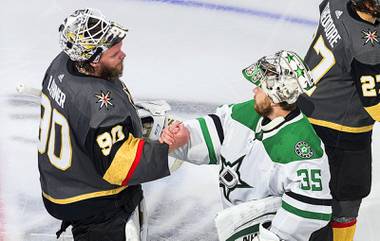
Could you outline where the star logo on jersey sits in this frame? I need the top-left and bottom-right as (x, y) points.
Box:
(294, 141), (313, 159)
(219, 155), (252, 202)
(361, 29), (379, 47)
(95, 90), (113, 110)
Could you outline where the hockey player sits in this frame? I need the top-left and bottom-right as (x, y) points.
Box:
(160, 51), (333, 241)
(37, 9), (187, 241)
(297, 1), (380, 240)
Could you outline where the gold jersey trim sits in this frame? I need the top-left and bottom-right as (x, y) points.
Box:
(42, 186), (128, 204)
(364, 103), (380, 122)
(308, 117), (373, 133)
(103, 134), (141, 185)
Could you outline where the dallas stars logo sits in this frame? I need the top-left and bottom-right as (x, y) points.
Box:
(361, 29), (379, 47)
(95, 90), (113, 110)
(219, 155), (252, 202)
(294, 141), (313, 159)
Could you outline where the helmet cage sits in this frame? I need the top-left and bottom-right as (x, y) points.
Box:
(242, 50), (314, 104)
(59, 9), (128, 62)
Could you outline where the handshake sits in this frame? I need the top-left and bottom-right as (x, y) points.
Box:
(159, 121), (190, 151)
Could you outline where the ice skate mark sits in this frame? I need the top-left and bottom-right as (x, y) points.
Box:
(10, 136), (38, 144)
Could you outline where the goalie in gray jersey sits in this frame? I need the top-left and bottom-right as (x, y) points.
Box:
(160, 51), (333, 241)
(37, 8), (187, 241)
(297, 1), (380, 240)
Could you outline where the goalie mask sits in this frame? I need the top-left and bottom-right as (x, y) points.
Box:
(242, 50), (314, 104)
(59, 8), (128, 62)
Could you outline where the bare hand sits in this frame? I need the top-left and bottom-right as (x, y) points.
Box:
(159, 121), (190, 151)
(159, 121), (181, 145)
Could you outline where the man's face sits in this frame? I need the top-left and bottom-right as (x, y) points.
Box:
(96, 41), (126, 81)
(253, 87), (273, 117)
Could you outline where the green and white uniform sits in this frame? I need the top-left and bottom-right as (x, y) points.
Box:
(172, 100), (332, 241)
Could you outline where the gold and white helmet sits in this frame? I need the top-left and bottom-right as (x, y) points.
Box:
(242, 50), (314, 104)
(59, 8), (128, 62)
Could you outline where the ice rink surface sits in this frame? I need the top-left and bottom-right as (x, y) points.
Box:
(0, 0), (379, 240)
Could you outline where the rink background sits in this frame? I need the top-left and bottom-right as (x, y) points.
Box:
(0, 0), (379, 240)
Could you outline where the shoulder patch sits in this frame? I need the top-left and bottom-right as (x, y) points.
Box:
(294, 141), (314, 159)
(231, 100), (261, 131)
(95, 90), (114, 110)
(263, 116), (323, 164)
(361, 29), (379, 47)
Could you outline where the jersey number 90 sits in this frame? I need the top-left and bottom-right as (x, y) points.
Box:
(38, 94), (72, 171)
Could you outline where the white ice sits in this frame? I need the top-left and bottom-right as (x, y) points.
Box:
(0, 0), (379, 240)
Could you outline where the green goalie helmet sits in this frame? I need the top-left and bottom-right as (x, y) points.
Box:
(59, 8), (128, 62)
(242, 50), (314, 104)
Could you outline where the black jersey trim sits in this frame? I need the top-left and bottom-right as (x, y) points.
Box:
(208, 114), (224, 143)
(285, 191), (332, 206)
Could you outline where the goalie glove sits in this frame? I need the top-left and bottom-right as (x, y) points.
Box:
(136, 100), (172, 141)
(135, 100), (184, 173)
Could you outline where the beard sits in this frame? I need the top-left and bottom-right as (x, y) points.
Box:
(99, 62), (123, 81)
(254, 97), (273, 117)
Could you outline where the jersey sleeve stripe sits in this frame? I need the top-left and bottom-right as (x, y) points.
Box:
(103, 134), (143, 185)
(283, 192), (332, 215)
(208, 114), (224, 143)
(364, 103), (380, 121)
(331, 219), (357, 228)
(197, 117), (218, 164)
(281, 200), (332, 221)
(121, 139), (144, 186)
(285, 191), (332, 206)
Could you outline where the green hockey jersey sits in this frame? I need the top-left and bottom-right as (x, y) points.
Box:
(172, 100), (332, 241)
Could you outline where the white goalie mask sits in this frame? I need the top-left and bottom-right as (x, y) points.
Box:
(59, 8), (128, 62)
(242, 50), (314, 104)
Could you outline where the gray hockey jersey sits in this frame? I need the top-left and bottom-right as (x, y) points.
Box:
(38, 52), (170, 220)
(172, 100), (332, 241)
(298, 0), (380, 137)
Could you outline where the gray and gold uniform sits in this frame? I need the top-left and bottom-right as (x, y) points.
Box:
(297, 0), (380, 236)
(38, 52), (170, 222)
